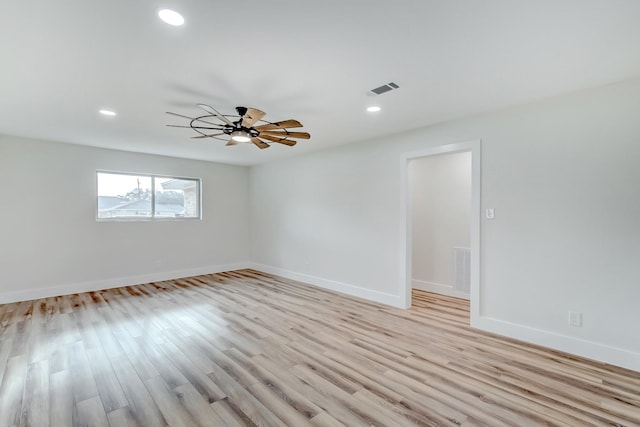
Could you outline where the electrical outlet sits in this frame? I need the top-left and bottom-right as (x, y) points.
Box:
(569, 311), (582, 327)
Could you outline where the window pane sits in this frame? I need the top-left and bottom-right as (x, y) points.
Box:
(154, 177), (199, 218)
(97, 173), (152, 218)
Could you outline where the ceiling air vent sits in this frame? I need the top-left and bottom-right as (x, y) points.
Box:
(369, 82), (400, 95)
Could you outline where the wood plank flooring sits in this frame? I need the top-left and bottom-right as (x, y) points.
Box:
(0, 269), (639, 426)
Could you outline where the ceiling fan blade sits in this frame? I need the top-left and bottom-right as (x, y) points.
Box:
(273, 139), (297, 147)
(253, 119), (303, 131)
(196, 104), (234, 126)
(251, 138), (270, 149)
(226, 140), (238, 146)
(167, 125), (224, 130)
(258, 131), (310, 140)
(242, 108), (266, 127)
(191, 133), (224, 139)
(166, 111), (221, 127)
(166, 111), (196, 120)
(258, 134), (297, 146)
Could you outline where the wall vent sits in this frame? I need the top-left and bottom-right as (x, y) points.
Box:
(454, 247), (471, 293)
(369, 82), (400, 95)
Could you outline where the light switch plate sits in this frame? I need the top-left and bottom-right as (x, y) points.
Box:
(486, 208), (495, 219)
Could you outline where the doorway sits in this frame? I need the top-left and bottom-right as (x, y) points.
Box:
(400, 141), (480, 324)
(410, 151), (472, 299)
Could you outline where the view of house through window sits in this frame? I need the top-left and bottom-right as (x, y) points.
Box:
(97, 172), (200, 219)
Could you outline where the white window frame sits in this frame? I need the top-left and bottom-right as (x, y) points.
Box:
(96, 170), (202, 221)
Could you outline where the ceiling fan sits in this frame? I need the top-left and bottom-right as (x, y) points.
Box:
(166, 105), (310, 149)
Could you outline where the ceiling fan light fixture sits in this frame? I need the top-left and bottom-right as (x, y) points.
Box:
(231, 130), (251, 143)
(158, 9), (184, 26)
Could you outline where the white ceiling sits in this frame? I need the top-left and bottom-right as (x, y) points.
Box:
(2, 1), (640, 166)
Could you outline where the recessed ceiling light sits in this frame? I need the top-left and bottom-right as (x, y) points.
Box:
(158, 9), (184, 26)
(367, 106), (381, 113)
(99, 109), (117, 116)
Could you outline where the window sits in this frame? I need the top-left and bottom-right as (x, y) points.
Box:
(97, 172), (200, 220)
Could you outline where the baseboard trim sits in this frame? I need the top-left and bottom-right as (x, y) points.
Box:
(4, 263), (636, 372)
(0, 262), (250, 304)
(248, 268), (639, 371)
(412, 279), (470, 300)
(249, 263), (404, 308)
(473, 315), (640, 372)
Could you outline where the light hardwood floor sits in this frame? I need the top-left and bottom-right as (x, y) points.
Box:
(0, 269), (639, 426)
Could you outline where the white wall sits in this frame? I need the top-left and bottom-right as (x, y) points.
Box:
(410, 152), (471, 296)
(250, 78), (640, 371)
(0, 135), (250, 303)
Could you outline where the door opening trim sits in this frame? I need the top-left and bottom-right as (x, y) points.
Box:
(399, 140), (481, 325)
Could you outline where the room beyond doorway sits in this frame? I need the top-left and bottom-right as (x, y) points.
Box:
(409, 151), (472, 300)
(400, 140), (481, 323)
